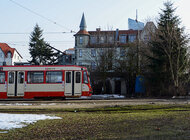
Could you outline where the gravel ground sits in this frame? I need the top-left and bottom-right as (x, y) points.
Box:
(0, 98), (189, 109)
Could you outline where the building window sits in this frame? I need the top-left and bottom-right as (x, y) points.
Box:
(91, 49), (96, 57)
(76, 72), (81, 83)
(0, 72), (5, 84)
(120, 48), (126, 57)
(119, 35), (126, 43)
(27, 71), (44, 83)
(66, 56), (69, 60)
(100, 36), (105, 43)
(79, 36), (83, 44)
(144, 35), (151, 42)
(108, 36), (114, 44)
(91, 62), (96, 70)
(79, 49), (82, 57)
(79, 62), (82, 66)
(90, 36), (97, 44)
(7, 52), (12, 58)
(99, 48), (104, 55)
(129, 34), (136, 42)
(46, 71), (62, 83)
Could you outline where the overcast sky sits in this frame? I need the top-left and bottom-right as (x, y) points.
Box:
(0, 0), (189, 61)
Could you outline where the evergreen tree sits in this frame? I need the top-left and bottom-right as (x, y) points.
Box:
(148, 1), (189, 96)
(29, 24), (56, 65)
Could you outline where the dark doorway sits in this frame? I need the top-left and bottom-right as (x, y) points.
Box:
(115, 80), (121, 94)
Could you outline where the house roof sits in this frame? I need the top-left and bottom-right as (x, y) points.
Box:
(0, 43), (22, 58)
(80, 13), (87, 31)
(75, 29), (138, 36)
(67, 48), (75, 50)
(88, 29), (139, 35)
(142, 22), (156, 33)
(74, 13), (90, 36)
(74, 30), (90, 36)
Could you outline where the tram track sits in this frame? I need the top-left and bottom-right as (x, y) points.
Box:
(0, 99), (189, 110)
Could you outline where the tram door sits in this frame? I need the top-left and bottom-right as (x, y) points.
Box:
(7, 71), (25, 97)
(17, 71), (25, 96)
(7, 71), (15, 96)
(65, 71), (82, 96)
(74, 71), (82, 96)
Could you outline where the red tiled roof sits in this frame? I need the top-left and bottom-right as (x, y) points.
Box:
(68, 48), (75, 50)
(74, 30), (90, 36)
(0, 43), (22, 58)
(75, 29), (140, 36)
(89, 30), (139, 35)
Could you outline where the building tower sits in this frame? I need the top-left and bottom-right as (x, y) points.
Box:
(80, 13), (87, 31)
(74, 13), (90, 66)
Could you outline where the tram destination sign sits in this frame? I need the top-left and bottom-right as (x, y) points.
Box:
(45, 67), (56, 70)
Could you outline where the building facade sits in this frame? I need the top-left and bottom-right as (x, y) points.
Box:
(74, 14), (154, 95)
(0, 43), (22, 66)
(74, 14), (140, 69)
(62, 48), (75, 65)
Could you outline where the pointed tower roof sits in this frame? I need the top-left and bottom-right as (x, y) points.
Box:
(75, 13), (89, 36)
(80, 13), (87, 30)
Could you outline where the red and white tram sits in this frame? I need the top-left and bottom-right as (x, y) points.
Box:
(0, 65), (92, 99)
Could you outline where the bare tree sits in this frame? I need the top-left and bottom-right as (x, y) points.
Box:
(93, 47), (117, 94)
(146, 2), (190, 96)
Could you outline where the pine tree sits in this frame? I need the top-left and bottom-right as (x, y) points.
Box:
(148, 1), (189, 96)
(29, 24), (56, 65)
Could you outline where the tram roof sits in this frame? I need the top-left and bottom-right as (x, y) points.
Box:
(0, 65), (87, 71)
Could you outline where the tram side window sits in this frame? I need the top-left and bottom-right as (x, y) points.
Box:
(18, 72), (24, 84)
(76, 72), (81, 83)
(46, 71), (62, 83)
(83, 71), (88, 84)
(27, 71), (44, 83)
(66, 72), (71, 83)
(9, 72), (14, 84)
(0, 72), (5, 84)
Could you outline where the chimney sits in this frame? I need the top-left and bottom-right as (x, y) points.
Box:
(96, 28), (101, 32)
(115, 28), (119, 42)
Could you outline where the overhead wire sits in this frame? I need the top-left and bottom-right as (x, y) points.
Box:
(9, 0), (76, 33)
(6, 40), (74, 43)
(6, 41), (74, 47)
(0, 32), (72, 34)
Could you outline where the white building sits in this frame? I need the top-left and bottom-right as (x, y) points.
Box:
(0, 43), (22, 66)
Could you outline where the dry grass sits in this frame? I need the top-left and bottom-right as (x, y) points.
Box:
(0, 104), (190, 140)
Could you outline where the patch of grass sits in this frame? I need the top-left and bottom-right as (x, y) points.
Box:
(0, 104), (190, 140)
